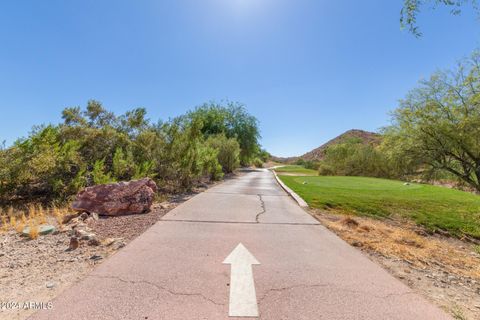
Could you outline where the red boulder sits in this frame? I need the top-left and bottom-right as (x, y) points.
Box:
(72, 178), (157, 216)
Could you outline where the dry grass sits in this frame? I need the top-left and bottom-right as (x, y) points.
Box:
(15, 221), (25, 233)
(28, 204), (36, 219)
(6, 206), (14, 217)
(340, 216), (359, 228)
(0, 204), (71, 237)
(316, 213), (480, 279)
(1, 216), (8, 232)
(37, 206), (47, 224)
(452, 306), (469, 320)
(9, 215), (17, 229)
(28, 221), (39, 239)
(52, 206), (65, 227)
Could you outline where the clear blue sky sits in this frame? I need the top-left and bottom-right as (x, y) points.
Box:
(0, 0), (479, 156)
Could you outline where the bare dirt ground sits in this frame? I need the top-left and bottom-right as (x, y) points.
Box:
(312, 209), (480, 320)
(0, 178), (230, 320)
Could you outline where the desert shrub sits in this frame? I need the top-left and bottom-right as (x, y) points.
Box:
(0, 125), (87, 202)
(91, 159), (114, 185)
(252, 157), (264, 168)
(294, 160), (320, 171)
(295, 158), (306, 166)
(206, 134), (240, 173)
(318, 163), (335, 176)
(257, 149), (270, 162)
(303, 160), (321, 170)
(320, 140), (392, 178)
(0, 100), (262, 205)
(154, 117), (225, 189)
(112, 147), (134, 180)
(199, 144), (224, 181)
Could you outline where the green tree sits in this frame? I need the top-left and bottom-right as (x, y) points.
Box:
(384, 50), (480, 191)
(85, 100), (116, 128)
(62, 106), (87, 126)
(401, 0), (478, 36)
(118, 108), (149, 136)
(226, 104), (261, 165)
(187, 102), (261, 165)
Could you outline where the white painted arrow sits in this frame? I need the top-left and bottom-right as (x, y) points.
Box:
(223, 243), (260, 318)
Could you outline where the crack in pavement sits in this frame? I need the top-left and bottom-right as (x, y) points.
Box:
(89, 274), (225, 306)
(159, 219), (319, 226)
(257, 283), (416, 305)
(257, 284), (329, 304)
(255, 194), (266, 223)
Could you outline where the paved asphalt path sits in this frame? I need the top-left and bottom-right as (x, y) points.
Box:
(30, 169), (451, 320)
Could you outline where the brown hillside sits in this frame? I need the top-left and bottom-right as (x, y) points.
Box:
(301, 129), (381, 161)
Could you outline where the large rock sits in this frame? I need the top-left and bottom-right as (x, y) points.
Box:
(72, 178), (157, 216)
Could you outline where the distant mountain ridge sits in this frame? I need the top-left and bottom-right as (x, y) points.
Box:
(272, 129), (381, 163)
(301, 129), (381, 161)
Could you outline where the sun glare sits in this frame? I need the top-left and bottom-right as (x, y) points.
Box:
(220, 0), (271, 16)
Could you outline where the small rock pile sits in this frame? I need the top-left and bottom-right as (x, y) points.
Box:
(62, 212), (125, 251)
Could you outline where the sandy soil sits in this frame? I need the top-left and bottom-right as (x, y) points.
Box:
(312, 209), (480, 320)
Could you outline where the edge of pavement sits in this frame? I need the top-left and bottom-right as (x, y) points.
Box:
(269, 168), (309, 208)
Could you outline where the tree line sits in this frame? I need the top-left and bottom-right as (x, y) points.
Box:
(0, 101), (268, 205)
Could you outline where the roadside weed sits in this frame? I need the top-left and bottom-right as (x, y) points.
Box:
(15, 221), (25, 233)
(28, 220), (39, 240)
(9, 216), (16, 229)
(451, 305), (468, 320)
(0, 215), (7, 232)
(20, 213), (27, 224)
(473, 245), (480, 255)
(28, 204), (36, 219)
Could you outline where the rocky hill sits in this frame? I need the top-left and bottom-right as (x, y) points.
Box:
(300, 129), (381, 161)
(271, 129), (381, 163)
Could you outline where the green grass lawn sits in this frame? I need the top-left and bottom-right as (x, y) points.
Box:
(274, 165), (318, 176)
(279, 175), (480, 238)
